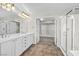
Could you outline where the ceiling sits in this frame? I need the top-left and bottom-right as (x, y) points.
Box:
(23, 3), (79, 17)
(0, 3), (79, 18)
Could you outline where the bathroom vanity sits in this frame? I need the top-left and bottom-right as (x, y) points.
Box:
(0, 18), (34, 56)
(0, 33), (34, 56)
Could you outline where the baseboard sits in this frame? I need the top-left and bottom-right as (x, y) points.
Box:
(40, 35), (55, 38)
(57, 45), (67, 56)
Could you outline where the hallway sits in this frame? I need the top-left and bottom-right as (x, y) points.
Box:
(21, 37), (64, 56)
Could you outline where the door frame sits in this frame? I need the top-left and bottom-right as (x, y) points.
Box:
(66, 15), (74, 55)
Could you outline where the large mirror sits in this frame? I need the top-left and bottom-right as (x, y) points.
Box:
(0, 21), (20, 35)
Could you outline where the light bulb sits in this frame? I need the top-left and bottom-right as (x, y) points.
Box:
(2, 4), (6, 9)
(11, 4), (15, 10)
(6, 3), (11, 11)
(12, 6), (15, 10)
(7, 3), (11, 8)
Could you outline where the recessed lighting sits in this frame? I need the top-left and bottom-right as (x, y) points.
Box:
(40, 18), (43, 21)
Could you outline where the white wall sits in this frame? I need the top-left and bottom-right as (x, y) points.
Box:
(40, 17), (55, 37)
(40, 23), (55, 37)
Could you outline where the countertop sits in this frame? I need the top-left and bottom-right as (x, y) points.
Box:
(0, 33), (33, 43)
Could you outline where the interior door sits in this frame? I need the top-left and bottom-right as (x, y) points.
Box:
(67, 15), (73, 54)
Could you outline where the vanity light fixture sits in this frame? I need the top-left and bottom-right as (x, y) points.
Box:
(18, 12), (26, 19)
(0, 3), (29, 19)
(22, 12), (29, 18)
(6, 3), (11, 11)
(18, 11), (29, 19)
(0, 3), (15, 11)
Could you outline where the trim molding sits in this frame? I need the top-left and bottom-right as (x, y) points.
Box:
(57, 45), (67, 56)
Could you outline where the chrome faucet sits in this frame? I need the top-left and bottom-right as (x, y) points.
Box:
(1, 34), (7, 38)
(1, 34), (4, 38)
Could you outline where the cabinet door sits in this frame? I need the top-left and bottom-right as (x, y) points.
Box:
(29, 34), (33, 44)
(26, 34), (33, 48)
(15, 38), (23, 56)
(23, 34), (33, 51)
(1, 40), (15, 56)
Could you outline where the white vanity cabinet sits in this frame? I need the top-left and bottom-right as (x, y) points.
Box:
(23, 36), (28, 51)
(15, 34), (34, 56)
(0, 40), (15, 56)
(15, 37), (23, 56)
(0, 33), (34, 56)
(28, 34), (33, 46)
(23, 34), (33, 51)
